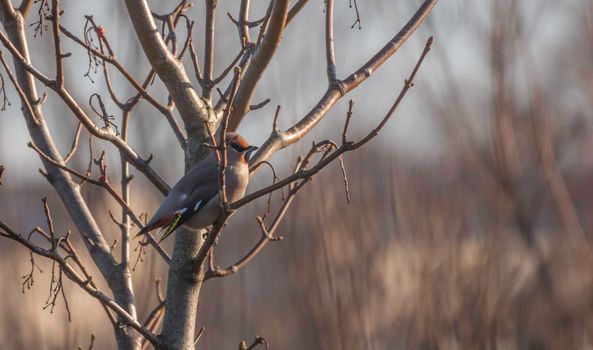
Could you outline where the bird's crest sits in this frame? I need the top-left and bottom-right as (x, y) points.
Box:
(227, 133), (251, 152)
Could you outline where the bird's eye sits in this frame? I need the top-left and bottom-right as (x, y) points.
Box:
(230, 142), (248, 152)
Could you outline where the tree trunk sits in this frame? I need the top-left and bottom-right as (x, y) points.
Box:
(159, 228), (206, 349)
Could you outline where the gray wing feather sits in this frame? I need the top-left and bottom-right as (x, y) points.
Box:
(146, 154), (218, 227)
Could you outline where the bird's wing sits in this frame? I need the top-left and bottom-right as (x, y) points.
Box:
(135, 155), (219, 239)
(157, 184), (218, 242)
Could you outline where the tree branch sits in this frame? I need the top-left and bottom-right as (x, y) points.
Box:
(227, 0), (290, 130)
(27, 141), (171, 264)
(325, 0), (337, 82)
(17, 0), (32, 16)
(63, 121), (82, 163)
(0, 26), (171, 195)
(202, 0), (216, 101)
(123, 2), (224, 348)
(50, 0), (65, 88)
(124, 0), (215, 166)
(205, 178), (306, 280)
(286, 0), (309, 26)
(249, 0), (438, 169)
(241, 36), (434, 208)
(0, 220), (160, 347)
(60, 23), (187, 150)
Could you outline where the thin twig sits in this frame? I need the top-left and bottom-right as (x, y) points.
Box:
(203, 0), (217, 100)
(238, 0), (251, 44)
(50, 0), (67, 88)
(30, 0), (50, 37)
(338, 155), (350, 203)
(64, 122), (82, 163)
(325, 0), (337, 82)
(241, 335), (268, 350)
(188, 38), (204, 87)
(219, 67), (243, 206)
(342, 99), (354, 144)
(272, 105), (281, 132)
(0, 61), (11, 110)
(248, 98), (270, 112)
(41, 197), (56, 248)
(349, 0), (362, 30)
(212, 47), (246, 85)
(194, 326), (205, 346)
(120, 109), (131, 270)
(78, 334), (95, 350)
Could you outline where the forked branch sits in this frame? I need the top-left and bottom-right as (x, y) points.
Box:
(249, 0), (438, 167)
(238, 36), (434, 209)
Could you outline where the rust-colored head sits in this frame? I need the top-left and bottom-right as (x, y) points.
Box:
(225, 132), (258, 160)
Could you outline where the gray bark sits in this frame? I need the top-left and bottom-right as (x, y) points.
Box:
(159, 229), (205, 349)
(123, 1), (215, 348)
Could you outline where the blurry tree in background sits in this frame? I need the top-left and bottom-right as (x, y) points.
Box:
(0, 0), (437, 349)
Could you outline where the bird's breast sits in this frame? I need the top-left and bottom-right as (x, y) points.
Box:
(224, 164), (250, 202)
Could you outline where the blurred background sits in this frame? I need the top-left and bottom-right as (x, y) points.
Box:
(2, 0), (593, 349)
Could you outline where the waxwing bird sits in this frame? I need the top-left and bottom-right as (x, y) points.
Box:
(134, 132), (258, 242)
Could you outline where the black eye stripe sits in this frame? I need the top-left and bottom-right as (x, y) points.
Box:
(231, 142), (249, 152)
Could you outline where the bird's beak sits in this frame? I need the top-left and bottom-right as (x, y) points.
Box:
(244, 145), (258, 161)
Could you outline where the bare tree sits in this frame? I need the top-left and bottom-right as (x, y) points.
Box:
(0, 0), (438, 349)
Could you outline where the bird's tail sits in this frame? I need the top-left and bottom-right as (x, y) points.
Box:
(133, 214), (178, 240)
(132, 226), (149, 240)
(157, 214), (183, 243)
(133, 221), (160, 240)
